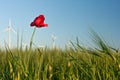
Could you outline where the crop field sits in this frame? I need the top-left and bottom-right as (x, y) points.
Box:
(0, 33), (120, 80)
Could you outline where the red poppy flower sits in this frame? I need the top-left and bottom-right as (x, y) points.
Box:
(30, 14), (48, 28)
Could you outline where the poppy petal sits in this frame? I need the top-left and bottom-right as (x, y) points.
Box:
(30, 14), (48, 28)
(30, 22), (35, 26)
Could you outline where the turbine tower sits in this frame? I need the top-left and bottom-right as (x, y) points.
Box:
(4, 19), (16, 48)
(51, 34), (57, 48)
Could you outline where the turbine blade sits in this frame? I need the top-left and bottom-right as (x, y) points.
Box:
(22, 43), (28, 46)
(3, 28), (9, 32)
(51, 34), (57, 40)
(11, 28), (17, 34)
(9, 19), (12, 28)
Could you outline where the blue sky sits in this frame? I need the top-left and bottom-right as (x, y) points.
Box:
(0, 0), (120, 49)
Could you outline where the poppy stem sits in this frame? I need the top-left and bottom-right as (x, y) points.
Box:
(30, 27), (36, 50)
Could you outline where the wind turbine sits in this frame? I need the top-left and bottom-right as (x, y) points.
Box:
(51, 34), (57, 48)
(67, 40), (72, 49)
(4, 19), (16, 48)
(22, 42), (28, 50)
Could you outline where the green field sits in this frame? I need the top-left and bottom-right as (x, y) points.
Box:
(0, 33), (120, 80)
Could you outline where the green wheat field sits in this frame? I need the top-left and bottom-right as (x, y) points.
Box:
(0, 32), (120, 80)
